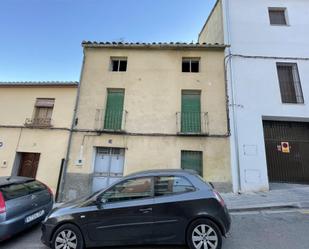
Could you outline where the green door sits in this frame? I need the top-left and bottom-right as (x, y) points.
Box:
(181, 151), (203, 176)
(104, 89), (124, 130)
(181, 91), (201, 133)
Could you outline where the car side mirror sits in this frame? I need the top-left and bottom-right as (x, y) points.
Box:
(96, 196), (108, 207)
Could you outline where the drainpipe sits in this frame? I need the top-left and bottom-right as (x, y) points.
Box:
(222, 0), (242, 193)
(58, 49), (86, 202)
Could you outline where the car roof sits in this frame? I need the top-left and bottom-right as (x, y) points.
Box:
(0, 176), (34, 187)
(124, 169), (199, 179)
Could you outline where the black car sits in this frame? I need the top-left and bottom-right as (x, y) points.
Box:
(0, 176), (54, 241)
(42, 169), (231, 249)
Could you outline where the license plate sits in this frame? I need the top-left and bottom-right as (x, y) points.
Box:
(25, 210), (45, 223)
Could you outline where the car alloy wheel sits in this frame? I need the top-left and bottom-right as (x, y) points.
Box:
(55, 229), (77, 249)
(52, 224), (84, 249)
(192, 224), (218, 249)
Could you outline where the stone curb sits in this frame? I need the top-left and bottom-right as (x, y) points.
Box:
(228, 202), (300, 213)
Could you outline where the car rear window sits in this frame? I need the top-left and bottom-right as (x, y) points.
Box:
(0, 180), (46, 201)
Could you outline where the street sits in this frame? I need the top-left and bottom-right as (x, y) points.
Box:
(1, 209), (309, 249)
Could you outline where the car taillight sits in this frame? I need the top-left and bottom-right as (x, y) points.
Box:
(213, 190), (225, 207)
(0, 192), (6, 214)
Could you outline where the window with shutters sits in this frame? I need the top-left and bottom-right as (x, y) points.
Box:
(269, 8), (288, 25)
(25, 98), (54, 127)
(276, 63), (304, 104)
(111, 57), (127, 72)
(181, 90), (201, 133)
(182, 58), (200, 73)
(181, 150), (203, 176)
(104, 89), (125, 131)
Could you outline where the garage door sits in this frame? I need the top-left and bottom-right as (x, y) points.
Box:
(263, 120), (309, 184)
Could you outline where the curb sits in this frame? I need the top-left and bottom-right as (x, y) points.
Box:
(228, 203), (300, 213)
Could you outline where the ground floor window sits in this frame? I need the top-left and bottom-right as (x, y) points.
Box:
(181, 150), (203, 176)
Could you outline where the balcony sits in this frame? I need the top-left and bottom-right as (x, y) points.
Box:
(24, 118), (52, 128)
(176, 112), (209, 135)
(95, 109), (127, 132)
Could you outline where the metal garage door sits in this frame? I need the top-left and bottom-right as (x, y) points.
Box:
(263, 120), (309, 184)
(92, 147), (125, 192)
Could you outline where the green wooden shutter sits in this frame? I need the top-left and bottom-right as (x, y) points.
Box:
(104, 89), (124, 130)
(181, 151), (203, 176)
(181, 91), (201, 133)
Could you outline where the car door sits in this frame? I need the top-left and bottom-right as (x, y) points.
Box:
(85, 177), (154, 246)
(152, 175), (196, 243)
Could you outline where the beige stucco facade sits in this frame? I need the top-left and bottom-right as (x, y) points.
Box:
(0, 84), (77, 194)
(198, 0), (224, 44)
(63, 44), (231, 200)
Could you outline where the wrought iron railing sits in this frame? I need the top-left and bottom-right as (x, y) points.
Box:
(176, 112), (208, 135)
(95, 109), (127, 132)
(24, 118), (52, 127)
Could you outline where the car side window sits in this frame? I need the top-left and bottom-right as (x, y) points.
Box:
(154, 176), (195, 197)
(102, 177), (152, 203)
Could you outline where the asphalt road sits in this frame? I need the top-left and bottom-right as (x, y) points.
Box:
(1, 209), (309, 249)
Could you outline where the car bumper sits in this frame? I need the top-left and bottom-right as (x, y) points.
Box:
(0, 200), (53, 241)
(41, 222), (56, 247)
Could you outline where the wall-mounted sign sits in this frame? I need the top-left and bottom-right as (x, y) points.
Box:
(281, 142), (290, 153)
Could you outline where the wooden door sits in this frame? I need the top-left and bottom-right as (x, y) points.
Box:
(18, 153), (40, 178)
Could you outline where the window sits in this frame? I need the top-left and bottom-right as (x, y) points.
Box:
(181, 151), (203, 176)
(32, 98), (54, 126)
(269, 8), (287, 25)
(154, 176), (195, 196)
(181, 90), (201, 133)
(102, 177), (152, 203)
(276, 63), (304, 104)
(104, 89), (125, 130)
(182, 58), (200, 73)
(111, 57), (127, 72)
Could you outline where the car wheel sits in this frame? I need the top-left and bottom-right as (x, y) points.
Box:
(187, 218), (222, 249)
(51, 224), (84, 249)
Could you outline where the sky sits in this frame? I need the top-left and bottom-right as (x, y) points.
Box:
(0, 0), (216, 81)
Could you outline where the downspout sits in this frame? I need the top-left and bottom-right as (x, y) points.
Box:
(58, 49), (86, 202)
(222, 0), (242, 193)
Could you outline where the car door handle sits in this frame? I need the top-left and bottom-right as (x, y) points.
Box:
(139, 208), (152, 213)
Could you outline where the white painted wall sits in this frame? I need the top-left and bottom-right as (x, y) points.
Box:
(222, 0), (309, 192)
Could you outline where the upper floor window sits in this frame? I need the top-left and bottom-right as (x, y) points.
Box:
(25, 98), (54, 127)
(269, 8), (287, 25)
(111, 57), (127, 72)
(154, 176), (195, 197)
(276, 63), (304, 104)
(182, 58), (200, 73)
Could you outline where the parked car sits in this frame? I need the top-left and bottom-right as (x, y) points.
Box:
(41, 169), (231, 249)
(0, 176), (54, 241)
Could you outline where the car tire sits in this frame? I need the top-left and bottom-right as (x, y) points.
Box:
(187, 218), (222, 249)
(51, 223), (84, 249)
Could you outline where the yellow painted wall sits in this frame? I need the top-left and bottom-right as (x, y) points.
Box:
(0, 86), (77, 193)
(66, 46), (231, 187)
(198, 0), (224, 44)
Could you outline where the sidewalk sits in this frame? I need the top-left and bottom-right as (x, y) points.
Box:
(221, 183), (309, 212)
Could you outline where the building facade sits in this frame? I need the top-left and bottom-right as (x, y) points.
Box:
(0, 82), (78, 197)
(62, 42), (232, 200)
(199, 0), (309, 192)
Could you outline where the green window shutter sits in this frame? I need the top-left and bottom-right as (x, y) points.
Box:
(181, 151), (203, 176)
(104, 89), (124, 130)
(181, 91), (201, 133)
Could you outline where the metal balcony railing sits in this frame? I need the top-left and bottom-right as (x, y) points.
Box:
(176, 112), (209, 135)
(95, 109), (127, 132)
(24, 118), (52, 128)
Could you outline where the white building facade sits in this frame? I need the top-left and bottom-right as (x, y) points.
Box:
(199, 0), (309, 192)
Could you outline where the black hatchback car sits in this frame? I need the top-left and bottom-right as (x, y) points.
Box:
(0, 176), (53, 241)
(42, 169), (230, 249)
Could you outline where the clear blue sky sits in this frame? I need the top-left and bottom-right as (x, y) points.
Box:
(0, 0), (215, 81)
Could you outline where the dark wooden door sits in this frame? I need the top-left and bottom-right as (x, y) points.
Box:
(263, 121), (309, 184)
(18, 153), (40, 178)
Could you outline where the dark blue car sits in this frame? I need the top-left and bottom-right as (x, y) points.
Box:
(0, 176), (53, 241)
